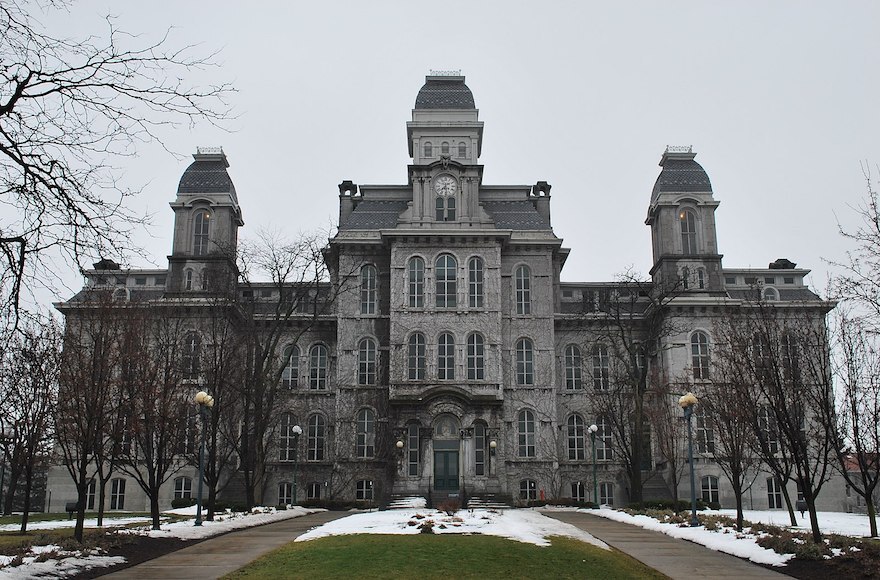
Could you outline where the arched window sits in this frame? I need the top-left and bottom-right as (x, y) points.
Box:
(307, 414), (325, 461)
(356, 408), (376, 458)
(474, 422), (487, 476)
(407, 423), (420, 476)
(173, 476), (192, 499)
(591, 345), (609, 391)
(438, 332), (455, 380)
(184, 269), (194, 291)
(201, 269), (211, 291)
(571, 481), (586, 503)
(423, 142), (432, 158)
(519, 479), (537, 501)
(681, 266), (690, 290)
(435, 255), (457, 307)
(517, 409), (536, 457)
(279, 412), (299, 461)
(458, 142), (466, 158)
(357, 338), (376, 385)
(181, 333), (201, 379)
(309, 344), (328, 390)
(113, 288), (127, 302)
(467, 333), (484, 380)
(360, 265), (377, 314)
(596, 417), (612, 460)
(441, 141), (449, 155)
(515, 265), (531, 315)
(697, 268), (706, 289)
(691, 331), (710, 379)
(193, 210), (211, 256)
(567, 415), (586, 460)
(599, 482), (614, 506)
(436, 195), (456, 221)
(679, 209), (697, 255)
(516, 338), (534, 385)
(356, 479), (374, 501)
(408, 333), (426, 380)
(564, 345), (582, 390)
(407, 257), (425, 308)
(468, 257), (484, 308)
(701, 475), (720, 504)
(281, 345), (299, 389)
(763, 286), (779, 301)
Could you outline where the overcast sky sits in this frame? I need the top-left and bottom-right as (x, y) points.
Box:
(38, 0), (880, 300)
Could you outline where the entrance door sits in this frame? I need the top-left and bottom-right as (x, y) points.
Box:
(434, 449), (459, 490)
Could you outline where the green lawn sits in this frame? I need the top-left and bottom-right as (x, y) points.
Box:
(224, 534), (668, 579)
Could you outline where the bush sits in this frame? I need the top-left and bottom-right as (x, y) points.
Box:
(171, 497), (197, 509)
(275, 504), (288, 511)
(437, 499), (460, 515)
(228, 503), (248, 513)
(627, 499), (708, 513)
(418, 520), (435, 534)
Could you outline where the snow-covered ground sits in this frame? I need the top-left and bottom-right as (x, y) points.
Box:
(0, 505), (321, 579)
(0, 516), (151, 533)
(296, 508), (608, 549)
(716, 509), (875, 537)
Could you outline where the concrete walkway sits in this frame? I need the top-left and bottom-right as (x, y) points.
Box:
(104, 510), (347, 579)
(543, 511), (791, 579)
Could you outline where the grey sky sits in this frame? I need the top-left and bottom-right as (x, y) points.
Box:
(41, 0), (880, 297)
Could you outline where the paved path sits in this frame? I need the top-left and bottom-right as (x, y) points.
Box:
(543, 511), (790, 579)
(104, 510), (347, 579)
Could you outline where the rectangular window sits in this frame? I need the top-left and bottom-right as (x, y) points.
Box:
(571, 482), (586, 503)
(783, 277), (795, 284)
(764, 276), (776, 284)
(279, 482), (293, 505)
(408, 424), (420, 477)
(468, 259), (484, 308)
(134, 277), (146, 286)
(154, 276), (166, 286)
(408, 259), (424, 308)
(515, 266), (531, 315)
(110, 478), (125, 510)
(695, 410), (715, 454)
(356, 480), (374, 501)
(767, 477), (783, 509)
(599, 482), (614, 506)
(474, 424), (486, 476)
(725, 276), (736, 285)
(86, 479), (96, 510)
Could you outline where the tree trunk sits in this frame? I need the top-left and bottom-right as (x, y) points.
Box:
(207, 485), (216, 521)
(19, 467), (33, 534)
(150, 493), (161, 530)
(866, 497), (878, 538)
(733, 484), (744, 532)
(97, 478), (109, 527)
(806, 495), (822, 543)
(781, 485), (798, 526)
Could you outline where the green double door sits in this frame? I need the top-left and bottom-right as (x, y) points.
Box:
(434, 441), (459, 491)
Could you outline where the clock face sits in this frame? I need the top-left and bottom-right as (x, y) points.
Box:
(433, 175), (458, 196)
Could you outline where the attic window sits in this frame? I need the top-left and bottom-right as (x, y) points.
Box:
(783, 277), (795, 284)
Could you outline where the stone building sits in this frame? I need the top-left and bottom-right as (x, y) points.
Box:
(47, 73), (842, 513)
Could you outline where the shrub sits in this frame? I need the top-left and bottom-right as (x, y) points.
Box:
(627, 499), (708, 512)
(228, 503), (248, 513)
(437, 498), (460, 515)
(171, 497), (197, 509)
(418, 520), (435, 534)
(276, 504), (288, 511)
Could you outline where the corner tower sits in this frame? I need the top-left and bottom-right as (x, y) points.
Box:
(645, 147), (724, 293)
(167, 147), (243, 294)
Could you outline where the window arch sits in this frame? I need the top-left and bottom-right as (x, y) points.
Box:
(441, 141), (449, 155)
(181, 333), (201, 379)
(458, 142), (466, 158)
(679, 209), (697, 255)
(309, 344), (328, 390)
(356, 408), (376, 458)
(281, 345), (299, 389)
(762, 286), (779, 301)
(360, 265), (377, 314)
(408, 333), (426, 380)
(423, 142), (432, 157)
(435, 255), (457, 307)
(438, 332), (455, 380)
(357, 338), (377, 385)
(468, 257), (484, 308)
(112, 287), (128, 302)
(591, 344), (610, 390)
(564, 344), (582, 390)
(567, 415), (586, 460)
(691, 331), (710, 379)
(307, 414), (325, 461)
(193, 210), (211, 256)
(516, 338), (534, 385)
(279, 412), (299, 461)
(517, 409), (536, 457)
(407, 257), (425, 308)
(515, 265), (531, 315)
(701, 475), (720, 504)
(467, 332), (485, 380)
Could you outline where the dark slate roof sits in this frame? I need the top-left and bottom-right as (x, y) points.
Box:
(727, 288), (822, 301)
(177, 159), (238, 202)
(415, 76), (476, 109)
(651, 158), (712, 201)
(482, 201), (551, 230)
(340, 201), (408, 230)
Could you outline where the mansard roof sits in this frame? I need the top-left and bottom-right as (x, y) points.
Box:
(415, 75), (476, 110)
(481, 200), (551, 230)
(177, 148), (238, 203)
(651, 148), (712, 203)
(339, 200), (409, 230)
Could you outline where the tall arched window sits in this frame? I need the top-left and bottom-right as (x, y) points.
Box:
(458, 142), (466, 158)
(438, 332), (455, 380)
(679, 209), (697, 255)
(356, 408), (376, 458)
(516, 338), (534, 385)
(408, 333), (426, 380)
(281, 345), (299, 389)
(357, 338), (376, 385)
(279, 412), (298, 461)
(691, 331), (710, 379)
(193, 210), (210, 256)
(567, 414), (586, 460)
(423, 142), (432, 157)
(517, 409), (536, 457)
(591, 344), (609, 390)
(407, 257), (424, 308)
(441, 141), (449, 155)
(468, 257), (484, 308)
(596, 417), (612, 460)
(360, 265), (377, 314)
(515, 265), (531, 315)
(681, 266), (690, 289)
(307, 414), (325, 461)
(181, 333), (201, 379)
(565, 345), (582, 390)
(309, 344), (328, 390)
(184, 269), (194, 291)
(435, 255), (457, 308)
(467, 332), (484, 380)
(697, 268), (706, 289)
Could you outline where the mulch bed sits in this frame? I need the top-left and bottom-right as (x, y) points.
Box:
(75, 535), (203, 579)
(762, 554), (880, 580)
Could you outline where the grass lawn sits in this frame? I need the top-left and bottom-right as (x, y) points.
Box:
(223, 534), (668, 579)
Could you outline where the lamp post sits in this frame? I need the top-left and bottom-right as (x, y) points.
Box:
(588, 424), (598, 507)
(291, 425), (302, 505)
(194, 391), (214, 526)
(679, 392), (700, 527)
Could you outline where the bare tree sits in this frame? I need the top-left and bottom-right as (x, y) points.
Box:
(0, 0), (231, 330)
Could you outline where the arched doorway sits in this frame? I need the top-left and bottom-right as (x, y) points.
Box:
(432, 415), (460, 491)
